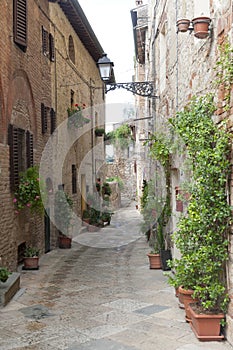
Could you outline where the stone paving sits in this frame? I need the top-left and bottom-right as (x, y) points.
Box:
(0, 201), (233, 349)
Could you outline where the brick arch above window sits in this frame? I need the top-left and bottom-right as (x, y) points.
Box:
(68, 35), (75, 64)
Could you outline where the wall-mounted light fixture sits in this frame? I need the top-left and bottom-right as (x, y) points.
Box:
(97, 53), (157, 98)
(177, 16), (211, 39)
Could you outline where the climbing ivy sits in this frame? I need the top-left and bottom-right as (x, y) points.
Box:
(168, 94), (232, 312)
(215, 39), (233, 111)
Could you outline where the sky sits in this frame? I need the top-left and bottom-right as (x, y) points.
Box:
(78, 0), (140, 108)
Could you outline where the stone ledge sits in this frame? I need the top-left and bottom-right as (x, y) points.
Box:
(0, 272), (20, 307)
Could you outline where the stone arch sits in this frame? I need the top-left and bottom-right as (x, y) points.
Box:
(7, 69), (37, 142)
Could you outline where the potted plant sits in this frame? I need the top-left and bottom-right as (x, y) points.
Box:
(192, 16), (211, 39)
(87, 208), (102, 232)
(54, 190), (73, 248)
(23, 246), (40, 270)
(101, 211), (113, 225)
(13, 165), (45, 215)
(147, 242), (161, 269)
(168, 95), (232, 338)
(67, 103), (91, 128)
(0, 267), (11, 282)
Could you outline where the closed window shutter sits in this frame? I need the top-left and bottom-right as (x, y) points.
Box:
(42, 27), (49, 56)
(26, 131), (33, 168)
(13, 0), (27, 49)
(8, 124), (19, 190)
(50, 108), (56, 134)
(41, 103), (47, 134)
(49, 33), (55, 62)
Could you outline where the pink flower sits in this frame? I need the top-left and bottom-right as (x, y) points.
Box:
(26, 203), (32, 207)
(13, 198), (17, 203)
(35, 196), (40, 200)
(15, 210), (19, 214)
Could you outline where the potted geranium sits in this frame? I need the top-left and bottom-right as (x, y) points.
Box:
(13, 166), (45, 215)
(54, 190), (73, 248)
(67, 103), (91, 128)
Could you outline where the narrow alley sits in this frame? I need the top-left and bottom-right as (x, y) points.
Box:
(0, 202), (232, 350)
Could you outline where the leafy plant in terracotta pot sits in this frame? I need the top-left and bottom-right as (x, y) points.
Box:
(54, 190), (73, 248)
(23, 246), (40, 270)
(168, 94), (232, 339)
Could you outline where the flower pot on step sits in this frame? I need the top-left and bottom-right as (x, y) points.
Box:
(189, 303), (224, 341)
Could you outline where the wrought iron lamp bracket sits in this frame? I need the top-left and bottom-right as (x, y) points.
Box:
(105, 82), (156, 98)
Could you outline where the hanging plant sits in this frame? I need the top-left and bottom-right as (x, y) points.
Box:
(13, 166), (45, 215)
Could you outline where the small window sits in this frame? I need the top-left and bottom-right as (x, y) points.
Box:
(49, 33), (55, 61)
(13, 0), (27, 50)
(41, 103), (48, 134)
(42, 27), (49, 56)
(68, 35), (75, 64)
(72, 164), (77, 194)
(50, 108), (56, 134)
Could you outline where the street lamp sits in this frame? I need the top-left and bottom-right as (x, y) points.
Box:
(97, 53), (156, 98)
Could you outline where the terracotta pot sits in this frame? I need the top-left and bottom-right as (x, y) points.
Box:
(147, 253), (162, 269)
(177, 19), (190, 32)
(59, 236), (72, 249)
(178, 286), (197, 322)
(192, 17), (211, 39)
(23, 257), (39, 270)
(189, 303), (224, 341)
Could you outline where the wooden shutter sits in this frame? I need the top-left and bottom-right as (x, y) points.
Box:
(26, 131), (33, 168)
(72, 164), (77, 194)
(41, 103), (47, 134)
(50, 108), (56, 134)
(49, 33), (55, 62)
(8, 124), (19, 190)
(42, 27), (49, 56)
(13, 0), (27, 49)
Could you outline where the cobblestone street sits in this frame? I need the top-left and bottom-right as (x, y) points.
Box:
(0, 202), (233, 350)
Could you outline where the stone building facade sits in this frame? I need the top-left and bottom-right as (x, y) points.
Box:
(0, 0), (106, 271)
(132, 0), (233, 344)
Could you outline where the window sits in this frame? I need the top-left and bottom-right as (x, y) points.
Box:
(8, 124), (33, 190)
(49, 33), (55, 61)
(13, 0), (27, 50)
(72, 164), (77, 194)
(41, 103), (48, 134)
(50, 108), (56, 134)
(42, 27), (55, 61)
(68, 35), (75, 64)
(42, 26), (49, 57)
